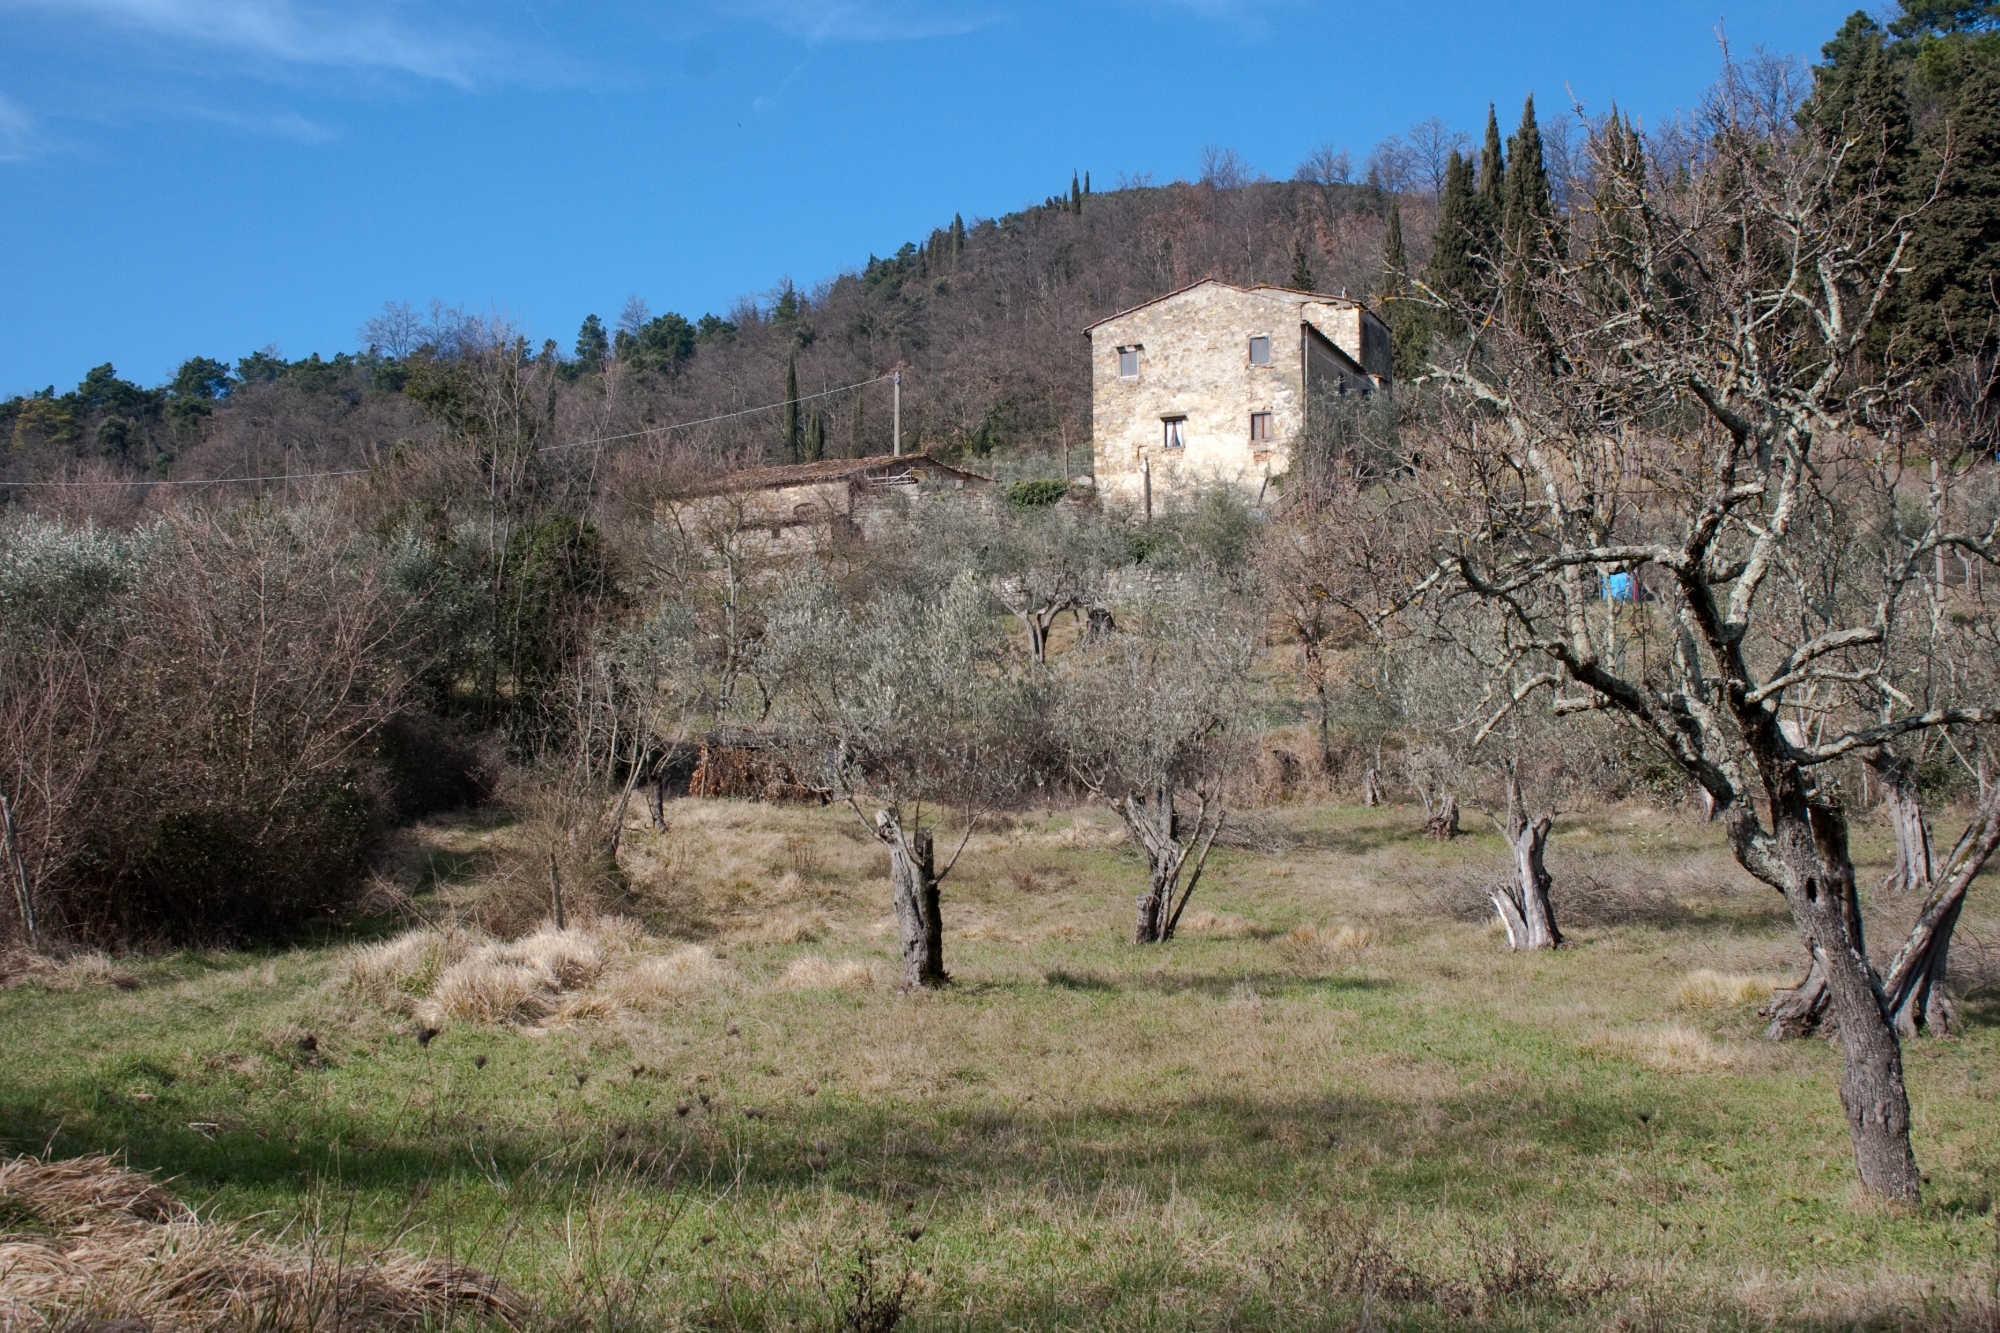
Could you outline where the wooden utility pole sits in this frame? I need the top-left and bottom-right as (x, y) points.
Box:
(549, 849), (565, 930)
(892, 370), (902, 456)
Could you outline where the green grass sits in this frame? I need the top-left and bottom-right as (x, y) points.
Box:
(3, 799), (1997, 1330)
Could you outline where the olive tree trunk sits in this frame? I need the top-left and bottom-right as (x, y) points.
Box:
(1113, 779), (1224, 944)
(1492, 812), (1561, 950)
(1882, 781), (2000, 1037)
(875, 810), (947, 989)
(1423, 793), (1460, 841)
(1763, 800), (1922, 1204)
(1866, 744), (1934, 895)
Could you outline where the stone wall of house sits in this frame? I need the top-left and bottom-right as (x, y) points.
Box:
(1086, 282), (1391, 509)
(1089, 284), (1304, 508)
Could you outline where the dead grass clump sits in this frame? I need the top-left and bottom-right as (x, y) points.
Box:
(735, 909), (829, 945)
(1177, 911), (1257, 938)
(1590, 1022), (1733, 1072)
(0, 1152), (523, 1331)
(486, 925), (604, 990)
(1675, 969), (1776, 1009)
(339, 928), (481, 1004)
(29, 951), (142, 992)
(431, 955), (556, 1024)
(609, 946), (735, 1004)
(780, 956), (891, 992)
(1280, 923), (1378, 968)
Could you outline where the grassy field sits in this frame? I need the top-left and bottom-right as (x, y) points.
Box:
(2, 796), (1997, 1330)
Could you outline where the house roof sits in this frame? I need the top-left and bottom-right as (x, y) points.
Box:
(666, 453), (991, 500)
(1082, 278), (1377, 335)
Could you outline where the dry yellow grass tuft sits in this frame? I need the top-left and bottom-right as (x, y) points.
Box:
(486, 924), (605, 990)
(431, 955), (556, 1024)
(0, 1152), (522, 1331)
(339, 928), (480, 1003)
(1177, 911), (1258, 938)
(779, 955), (892, 991)
(37, 951), (142, 992)
(1675, 968), (1777, 1009)
(1280, 923), (1378, 967)
(1591, 1022), (1733, 1072)
(733, 908), (830, 945)
(608, 945), (736, 1004)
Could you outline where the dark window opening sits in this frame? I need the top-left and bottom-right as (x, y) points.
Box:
(1250, 412), (1273, 442)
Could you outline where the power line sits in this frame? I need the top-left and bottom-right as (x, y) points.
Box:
(0, 371), (899, 489)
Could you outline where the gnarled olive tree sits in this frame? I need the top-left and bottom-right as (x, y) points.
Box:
(1054, 572), (1256, 944)
(764, 571), (1007, 989)
(1382, 75), (1998, 1202)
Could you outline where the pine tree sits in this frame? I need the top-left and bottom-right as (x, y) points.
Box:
(574, 314), (609, 370)
(806, 407), (826, 463)
(782, 354), (802, 463)
(1289, 234), (1316, 291)
(1903, 58), (2000, 363)
(1426, 149), (1484, 306)
(1805, 26), (1920, 364)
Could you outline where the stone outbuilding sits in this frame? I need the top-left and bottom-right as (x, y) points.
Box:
(1084, 280), (1392, 507)
(662, 453), (990, 556)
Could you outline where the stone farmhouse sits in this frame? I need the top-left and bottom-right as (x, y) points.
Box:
(661, 453), (989, 557)
(1085, 280), (1393, 507)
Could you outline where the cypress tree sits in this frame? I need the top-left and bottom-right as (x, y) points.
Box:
(1071, 171), (1083, 212)
(951, 213), (966, 258)
(1381, 201), (1429, 378)
(1501, 95), (1557, 329)
(806, 407), (826, 463)
(782, 354), (802, 463)
(1290, 233), (1316, 291)
(1426, 149), (1484, 306)
(1475, 104), (1506, 255)
(1084, 171), (1091, 196)
(849, 392), (866, 458)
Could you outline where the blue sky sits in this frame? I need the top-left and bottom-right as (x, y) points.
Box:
(1, 0), (1859, 396)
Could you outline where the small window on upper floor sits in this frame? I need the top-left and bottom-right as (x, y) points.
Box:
(1248, 335), (1271, 366)
(1118, 347), (1140, 378)
(1162, 417), (1187, 449)
(1250, 412), (1273, 442)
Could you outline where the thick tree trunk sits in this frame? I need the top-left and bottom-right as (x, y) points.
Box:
(1114, 780), (1224, 944)
(1765, 801), (1922, 1205)
(1118, 779), (1186, 944)
(1361, 768), (1382, 807)
(876, 810), (947, 989)
(1423, 793), (1459, 841)
(1866, 744), (1934, 895)
(1491, 812), (1561, 949)
(1881, 781), (2000, 1038)
(1764, 954), (1831, 1039)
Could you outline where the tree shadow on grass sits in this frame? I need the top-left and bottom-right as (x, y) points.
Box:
(2, 1072), (1702, 1226)
(1022, 969), (1392, 999)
